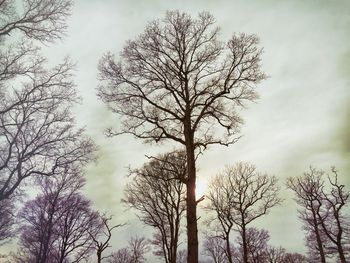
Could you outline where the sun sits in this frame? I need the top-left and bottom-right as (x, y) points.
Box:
(195, 179), (208, 200)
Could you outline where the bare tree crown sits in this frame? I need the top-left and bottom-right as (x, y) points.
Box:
(0, 0), (95, 201)
(98, 10), (265, 149)
(207, 162), (281, 227)
(0, 0), (73, 42)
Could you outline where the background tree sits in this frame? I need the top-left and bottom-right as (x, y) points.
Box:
(98, 10), (265, 263)
(287, 167), (350, 263)
(17, 173), (101, 263)
(109, 236), (149, 263)
(0, 197), (14, 243)
(317, 167), (350, 262)
(287, 168), (328, 262)
(202, 235), (227, 263)
(265, 246), (286, 263)
(283, 252), (308, 263)
(89, 215), (125, 263)
(123, 151), (186, 263)
(235, 227), (269, 263)
(206, 162), (281, 263)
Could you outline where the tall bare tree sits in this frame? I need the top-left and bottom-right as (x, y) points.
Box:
(123, 151), (186, 263)
(288, 167), (350, 263)
(98, 11), (265, 263)
(0, 0), (95, 203)
(206, 163), (281, 263)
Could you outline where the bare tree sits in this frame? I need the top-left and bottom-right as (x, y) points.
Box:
(123, 151), (186, 263)
(109, 236), (149, 263)
(287, 167), (350, 263)
(17, 173), (101, 263)
(0, 0), (95, 203)
(206, 163), (281, 263)
(98, 10), (265, 263)
(0, 55), (95, 201)
(317, 167), (350, 262)
(202, 235), (228, 263)
(109, 248), (133, 263)
(0, 0), (73, 42)
(0, 197), (14, 243)
(283, 252), (308, 263)
(265, 246), (286, 263)
(89, 215), (125, 263)
(287, 168), (327, 263)
(235, 227), (269, 263)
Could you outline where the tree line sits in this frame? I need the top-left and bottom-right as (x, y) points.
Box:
(0, 0), (349, 262)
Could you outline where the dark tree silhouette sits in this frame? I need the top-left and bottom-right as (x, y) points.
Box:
(287, 168), (327, 262)
(109, 236), (149, 263)
(206, 162), (281, 263)
(89, 215), (125, 263)
(0, 0), (72, 42)
(16, 173), (101, 263)
(287, 167), (350, 263)
(0, 198), (14, 243)
(98, 10), (265, 263)
(123, 151), (186, 263)
(0, 0), (95, 202)
(235, 227), (269, 263)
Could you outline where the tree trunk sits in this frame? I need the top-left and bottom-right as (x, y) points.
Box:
(40, 195), (59, 263)
(242, 225), (248, 263)
(225, 231), (233, 263)
(97, 250), (102, 263)
(335, 215), (346, 263)
(312, 212), (326, 263)
(337, 243), (346, 263)
(172, 227), (179, 263)
(185, 140), (198, 263)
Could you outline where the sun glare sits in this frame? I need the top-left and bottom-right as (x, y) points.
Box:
(195, 179), (208, 200)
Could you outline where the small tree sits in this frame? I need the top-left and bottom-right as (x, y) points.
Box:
(202, 235), (227, 263)
(17, 173), (101, 263)
(287, 167), (350, 263)
(98, 11), (265, 263)
(266, 246), (286, 263)
(123, 151), (186, 263)
(89, 215), (125, 263)
(206, 162), (281, 263)
(283, 252), (308, 263)
(265, 246), (308, 263)
(109, 236), (149, 263)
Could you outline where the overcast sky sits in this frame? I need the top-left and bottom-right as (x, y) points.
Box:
(4, 0), (350, 261)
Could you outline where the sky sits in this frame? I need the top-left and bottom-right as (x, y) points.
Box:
(2, 0), (350, 261)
